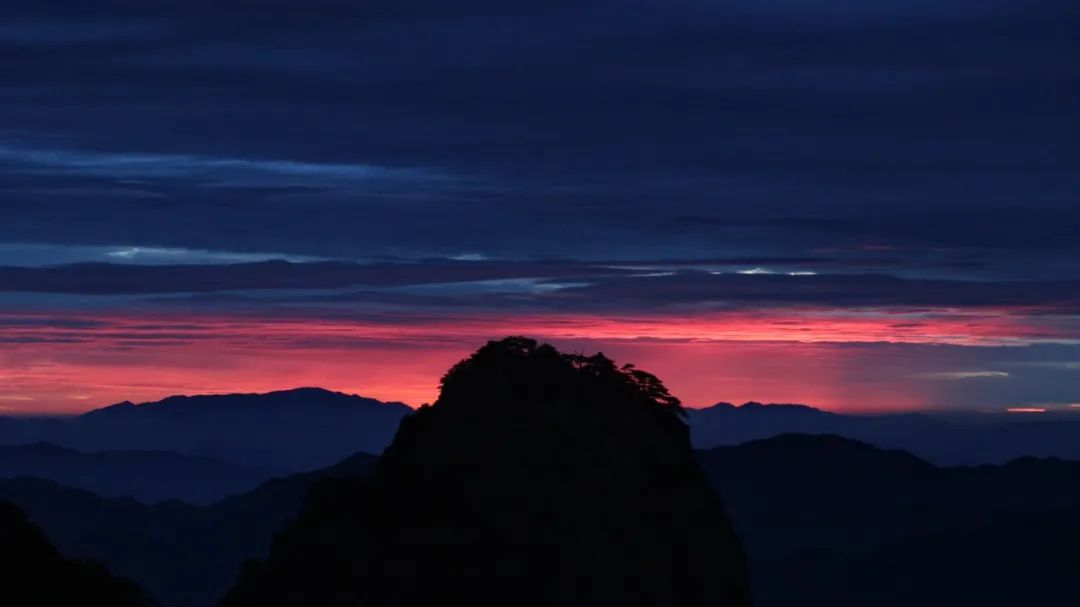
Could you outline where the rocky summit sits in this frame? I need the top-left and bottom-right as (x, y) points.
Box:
(222, 337), (752, 607)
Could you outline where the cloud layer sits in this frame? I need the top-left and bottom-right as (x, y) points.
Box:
(1, 1), (1078, 412)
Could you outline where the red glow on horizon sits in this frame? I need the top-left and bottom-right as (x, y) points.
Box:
(0, 306), (1076, 414)
(1006, 407), (1047, 414)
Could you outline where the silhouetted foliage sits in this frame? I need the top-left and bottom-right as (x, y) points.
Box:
(0, 501), (155, 606)
(221, 337), (751, 607)
(438, 336), (686, 416)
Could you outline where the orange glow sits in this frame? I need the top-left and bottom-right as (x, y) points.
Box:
(1006, 408), (1047, 414)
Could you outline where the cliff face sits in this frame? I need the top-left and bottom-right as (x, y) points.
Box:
(0, 501), (154, 606)
(223, 337), (752, 607)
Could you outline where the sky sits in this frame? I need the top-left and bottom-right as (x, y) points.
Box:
(1, 0), (1079, 414)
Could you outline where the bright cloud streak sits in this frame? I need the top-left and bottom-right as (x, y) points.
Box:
(921, 371), (1011, 380)
(0, 142), (445, 186)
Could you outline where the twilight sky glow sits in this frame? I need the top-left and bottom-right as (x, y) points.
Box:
(2, 1), (1079, 413)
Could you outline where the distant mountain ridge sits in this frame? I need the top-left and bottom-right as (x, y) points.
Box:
(82, 386), (400, 417)
(0, 442), (278, 504)
(0, 387), (411, 471)
(689, 401), (1080, 464)
(4, 390), (1078, 473)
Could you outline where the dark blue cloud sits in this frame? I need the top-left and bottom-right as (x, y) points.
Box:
(1, 1), (1077, 272)
(4, 261), (1080, 320)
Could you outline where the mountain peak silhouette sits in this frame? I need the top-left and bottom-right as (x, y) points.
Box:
(222, 337), (752, 607)
(85, 387), (403, 417)
(703, 401), (830, 413)
(61, 388), (412, 471)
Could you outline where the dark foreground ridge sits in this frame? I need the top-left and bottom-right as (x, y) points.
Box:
(0, 501), (153, 606)
(222, 336), (752, 607)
